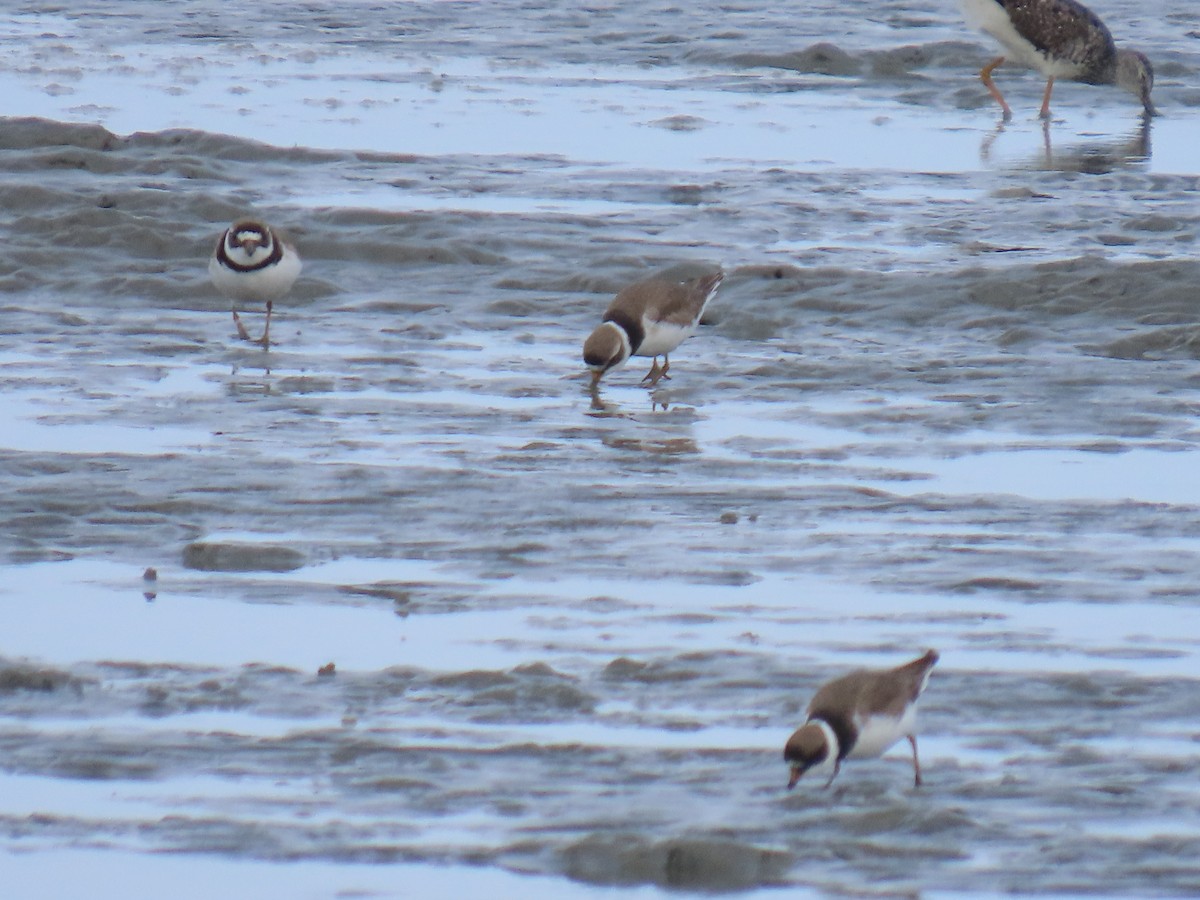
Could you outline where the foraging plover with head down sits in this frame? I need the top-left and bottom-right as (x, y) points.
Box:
(784, 650), (939, 789)
(582, 270), (723, 388)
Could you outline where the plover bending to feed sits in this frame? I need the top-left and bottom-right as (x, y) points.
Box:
(583, 270), (723, 388)
(784, 649), (939, 790)
(209, 219), (302, 349)
(960, 0), (1154, 119)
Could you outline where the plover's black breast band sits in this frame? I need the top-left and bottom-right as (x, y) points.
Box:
(216, 231), (284, 273)
(602, 307), (644, 354)
(809, 711), (858, 761)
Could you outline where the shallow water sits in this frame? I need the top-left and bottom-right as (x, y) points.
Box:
(2, 0), (1200, 896)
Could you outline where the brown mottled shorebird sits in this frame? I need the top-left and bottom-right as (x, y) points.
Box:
(960, 0), (1154, 119)
(209, 219), (302, 349)
(582, 270), (724, 388)
(784, 650), (939, 789)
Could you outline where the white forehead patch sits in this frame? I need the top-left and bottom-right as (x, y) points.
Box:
(226, 226), (272, 262)
(234, 226), (266, 244)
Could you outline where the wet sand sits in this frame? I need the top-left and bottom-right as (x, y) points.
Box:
(3, 0), (1200, 896)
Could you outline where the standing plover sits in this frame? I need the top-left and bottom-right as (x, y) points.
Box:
(784, 649), (939, 789)
(209, 219), (302, 349)
(960, 0), (1154, 119)
(583, 270), (724, 388)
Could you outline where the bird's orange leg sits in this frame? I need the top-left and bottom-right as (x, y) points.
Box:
(660, 354), (671, 381)
(259, 300), (273, 350)
(232, 308), (252, 341)
(980, 56), (1012, 121)
(640, 357), (665, 387)
(233, 302), (273, 349)
(1039, 76), (1056, 120)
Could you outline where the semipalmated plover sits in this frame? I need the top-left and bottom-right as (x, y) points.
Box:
(784, 649), (938, 789)
(209, 219), (302, 349)
(583, 270), (723, 388)
(960, 0), (1154, 119)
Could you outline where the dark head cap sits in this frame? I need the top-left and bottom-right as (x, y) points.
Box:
(783, 722), (830, 790)
(582, 322), (630, 385)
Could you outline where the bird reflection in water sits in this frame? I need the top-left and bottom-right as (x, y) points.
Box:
(981, 112), (1151, 173)
(586, 382), (675, 416)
